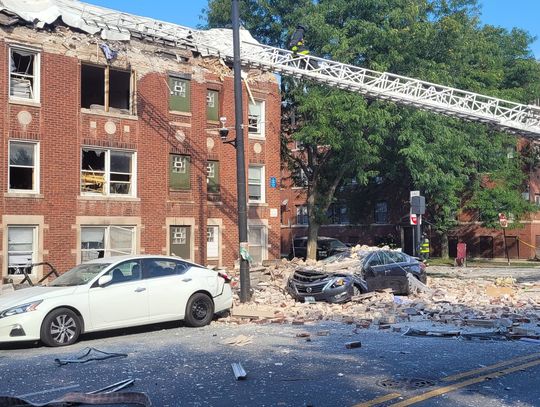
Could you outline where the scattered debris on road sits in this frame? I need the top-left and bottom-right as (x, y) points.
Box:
(220, 335), (253, 347)
(54, 347), (128, 366)
(231, 362), (247, 380)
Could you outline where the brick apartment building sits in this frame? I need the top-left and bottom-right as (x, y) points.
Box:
(1, 1), (281, 284)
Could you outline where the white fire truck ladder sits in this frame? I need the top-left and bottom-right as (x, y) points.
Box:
(231, 42), (540, 137)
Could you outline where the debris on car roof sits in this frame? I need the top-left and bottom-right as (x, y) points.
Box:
(215, 243), (540, 340)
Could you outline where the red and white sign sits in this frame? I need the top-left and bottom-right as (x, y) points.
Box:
(410, 214), (418, 225)
(498, 213), (508, 228)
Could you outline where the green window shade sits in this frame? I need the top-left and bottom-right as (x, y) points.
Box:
(169, 77), (190, 112)
(207, 90), (219, 121)
(169, 154), (191, 190)
(207, 161), (220, 193)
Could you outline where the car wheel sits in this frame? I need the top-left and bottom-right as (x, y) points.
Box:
(40, 308), (81, 347)
(184, 293), (214, 327)
(352, 285), (362, 296)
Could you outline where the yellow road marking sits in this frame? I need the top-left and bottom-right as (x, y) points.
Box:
(389, 358), (540, 406)
(442, 352), (540, 382)
(353, 392), (401, 407)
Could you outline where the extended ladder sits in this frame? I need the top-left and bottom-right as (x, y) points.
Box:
(233, 43), (540, 137)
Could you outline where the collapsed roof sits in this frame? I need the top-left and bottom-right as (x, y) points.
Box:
(0, 0), (260, 58)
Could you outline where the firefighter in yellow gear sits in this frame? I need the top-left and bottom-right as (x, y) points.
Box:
(419, 235), (430, 262)
(289, 25), (318, 69)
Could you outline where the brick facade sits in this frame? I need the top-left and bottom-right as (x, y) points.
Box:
(1, 24), (281, 283)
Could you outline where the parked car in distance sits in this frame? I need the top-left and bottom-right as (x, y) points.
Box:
(289, 236), (349, 260)
(287, 249), (426, 303)
(0, 255), (233, 347)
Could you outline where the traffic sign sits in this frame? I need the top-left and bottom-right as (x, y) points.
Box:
(410, 214), (418, 225)
(498, 213), (508, 228)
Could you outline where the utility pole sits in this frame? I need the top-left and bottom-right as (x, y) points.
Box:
(232, 0), (251, 302)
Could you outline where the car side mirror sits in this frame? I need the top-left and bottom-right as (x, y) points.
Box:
(98, 275), (113, 287)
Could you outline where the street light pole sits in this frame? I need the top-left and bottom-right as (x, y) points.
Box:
(231, 0), (251, 302)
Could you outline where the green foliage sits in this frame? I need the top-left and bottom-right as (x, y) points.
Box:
(204, 0), (540, 247)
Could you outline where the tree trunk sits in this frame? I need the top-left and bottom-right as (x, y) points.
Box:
(440, 232), (449, 259)
(306, 222), (320, 260)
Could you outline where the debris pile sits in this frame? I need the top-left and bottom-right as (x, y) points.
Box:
(220, 246), (540, 338)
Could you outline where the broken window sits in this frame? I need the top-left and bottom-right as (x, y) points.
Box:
(248, 100), (265, 137)
(81, 225), (135, 262)
(206, 161), (220, 193)
(9, 140), (39, 192)
(81, 148), (135, 196)
(207, 90), (219, 121)
(169, 154), (191, 190)
(81, 64), (133, 114)
(7, 226), (37, 274)
(10, 47), (39, 101)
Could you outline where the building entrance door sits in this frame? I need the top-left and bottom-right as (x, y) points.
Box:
(170, 225), (191, 260)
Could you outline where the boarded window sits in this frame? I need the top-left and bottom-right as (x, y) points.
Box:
(207, 90), (219, 121)
(10, 48), (39, 101)
(9, 141), (38, 192)
(207, 161), (220, 193)
(169, 154), (191, 190)
(169, 77), (190, 112)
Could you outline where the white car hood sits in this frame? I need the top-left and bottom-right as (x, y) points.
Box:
(0, 286), (76, 310)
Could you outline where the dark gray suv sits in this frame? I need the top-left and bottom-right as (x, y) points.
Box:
(289, 236), (349, 260)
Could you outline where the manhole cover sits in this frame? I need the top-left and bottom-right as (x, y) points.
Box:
(377, 378), (436, 390)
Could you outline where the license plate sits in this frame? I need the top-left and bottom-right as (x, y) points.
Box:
(304, 296), (316, 304)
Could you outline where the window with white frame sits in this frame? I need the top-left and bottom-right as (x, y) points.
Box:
(248, 225), (267, 264)
(248, 100), (265, 138)
(248, 165), (265, 203)
(81, 148), (135, 196)
(207, 225), (219, 258)
(10, 47), (40, 102)
(296, 205), (308, 225)
(80, 225), (135, 262)
(9, 140), (39, 193)
(7, 226), (37, 274)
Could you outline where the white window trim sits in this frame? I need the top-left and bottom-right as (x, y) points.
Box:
(248, 100), (265, 139)
(248, 165), (265, 204)
(81, 147), (137, 198)
(9, 45), (40, 103)
(8, 140), (40, 194)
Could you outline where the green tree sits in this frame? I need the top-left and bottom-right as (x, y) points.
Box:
(204, 0), (540, 260)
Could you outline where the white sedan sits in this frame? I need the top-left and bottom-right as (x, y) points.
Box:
(0, 255), (233, 346)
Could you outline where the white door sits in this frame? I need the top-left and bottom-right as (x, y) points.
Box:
(88, 260), (148, 330)
(142, 258), (194, 322)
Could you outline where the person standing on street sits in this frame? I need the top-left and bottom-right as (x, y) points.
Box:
(419, 234), (430, 263)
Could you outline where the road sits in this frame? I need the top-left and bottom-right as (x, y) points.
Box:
(1, 320), (540, 406)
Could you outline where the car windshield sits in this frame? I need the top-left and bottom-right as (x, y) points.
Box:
(328, 239), (348, 249)
(49, 263), (111, 287)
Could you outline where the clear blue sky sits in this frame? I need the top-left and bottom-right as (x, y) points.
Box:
(85, 0), (539, 58)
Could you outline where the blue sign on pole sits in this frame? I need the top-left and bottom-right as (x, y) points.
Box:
(270, 177), (277, 188)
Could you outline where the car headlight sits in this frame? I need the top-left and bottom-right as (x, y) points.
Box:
(0, 300), (43, 319)
(330, 277), (350, 288)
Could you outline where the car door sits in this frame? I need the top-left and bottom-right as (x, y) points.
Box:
(382, 251), (408, 291)
(88, 259), (149, 330)
(142, 258), (193, 322)
(362, 252), (387, 290)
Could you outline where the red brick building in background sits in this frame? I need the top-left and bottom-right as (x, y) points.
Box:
(1, 2), (281, 283)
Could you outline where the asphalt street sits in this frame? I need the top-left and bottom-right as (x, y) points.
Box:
(1, 320), (540, 407)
